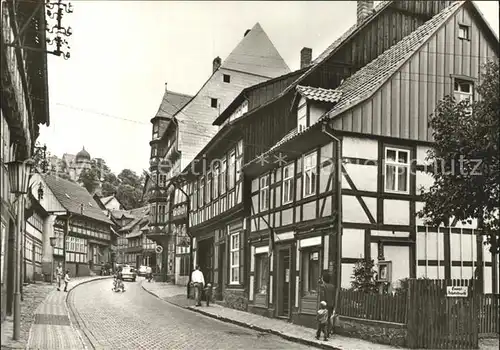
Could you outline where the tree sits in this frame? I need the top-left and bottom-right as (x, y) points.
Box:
(418, 60), (499, 255)
(115, 169), (145, 209)
(350, 259), (378, 293)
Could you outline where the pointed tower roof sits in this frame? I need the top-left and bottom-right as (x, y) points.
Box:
(221, 22), (290, 78)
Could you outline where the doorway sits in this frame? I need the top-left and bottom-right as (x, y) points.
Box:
(277, 247), (291, 318)
(197, 237), (214, 284)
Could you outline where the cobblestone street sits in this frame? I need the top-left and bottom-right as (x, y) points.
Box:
(68, 278), (313, 349)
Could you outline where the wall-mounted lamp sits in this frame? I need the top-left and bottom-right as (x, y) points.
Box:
(38, 183), (44, 201)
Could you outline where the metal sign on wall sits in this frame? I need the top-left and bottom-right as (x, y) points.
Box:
(446, 286), (468, 298)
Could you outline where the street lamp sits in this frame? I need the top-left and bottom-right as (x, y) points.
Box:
(7, 159), (33, 341)
(49, 237), (57, 285)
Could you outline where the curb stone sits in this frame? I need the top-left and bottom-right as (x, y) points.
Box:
(65, 276), (113, 350)
(140, 281), (340, 350)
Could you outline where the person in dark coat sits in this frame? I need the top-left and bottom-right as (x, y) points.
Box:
(319, 274), (335, 336)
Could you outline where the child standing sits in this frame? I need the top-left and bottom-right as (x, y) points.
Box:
(316, 301), (329, 341)
(63, 269), (70, 292)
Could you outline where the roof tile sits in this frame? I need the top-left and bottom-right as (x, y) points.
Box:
(297, 85), (342, 103)
(43, 175), (112, 224)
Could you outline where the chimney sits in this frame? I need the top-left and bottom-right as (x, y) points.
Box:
(357, 1), (374, 24)
(300, 47), (312, 69)
(213, 56), (221, 73)
(165, 82), (168, 92)
(244, 29), (251, 37)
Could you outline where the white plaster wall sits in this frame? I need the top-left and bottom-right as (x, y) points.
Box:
(417, 265), (445, 279)
(416, 145), (433, 165)
(384, 246), (410, 288)
(342, 163), (378, 192)
(342, 229), (364, 259)
(383, 199), (409, 225)
(342, 195), (370, 223)
(25, 223), (42, 242)
(416, 171), (435, 193)
(342, 137), (378, 159)
(483, 266), (492, 294)
(372, 230), (409, 238)
(363, 197), (377, 221)
(416, 229), (445, 261)
(310, 104), (328, 126)
(341, 263), (355, 288)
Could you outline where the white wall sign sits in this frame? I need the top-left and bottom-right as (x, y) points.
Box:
(446, 286), (468, 298)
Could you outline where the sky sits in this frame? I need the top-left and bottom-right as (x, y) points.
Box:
(38, 1), (500, 175)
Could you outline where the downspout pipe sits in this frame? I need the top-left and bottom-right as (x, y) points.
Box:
(321, 121), (342, 311)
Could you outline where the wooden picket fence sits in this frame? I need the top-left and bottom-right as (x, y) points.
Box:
(406, 279), (479, 349)
(478, 294), (500, 336)
(338, 289), (407, 324)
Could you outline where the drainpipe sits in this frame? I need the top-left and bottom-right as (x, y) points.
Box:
(321, 122), (343, 310)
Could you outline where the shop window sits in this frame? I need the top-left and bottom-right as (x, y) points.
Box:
(384, 147), (410, 194)
(302, 249), (320, 297)
(255, 253), (269, 295)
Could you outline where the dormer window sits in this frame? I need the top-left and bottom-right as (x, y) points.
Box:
(458, 24), (470, 40)
(297, 99), (308, 132)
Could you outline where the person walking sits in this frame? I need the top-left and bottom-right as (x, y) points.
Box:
(319, 274), (335, 336)
(55, 263), (63, 291)
(191, 265), (205, 307)
(63, 269), (70, 292)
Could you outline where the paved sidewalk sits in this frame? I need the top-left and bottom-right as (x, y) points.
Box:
(26, 276), (112, 350)
(141, 281), (398, 350)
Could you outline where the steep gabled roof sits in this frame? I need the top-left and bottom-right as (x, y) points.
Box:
(42, 175), (112, 224)
(222, 22), (290, 78)
(325, 1), (463, 119)
(154, 89), (192, 119)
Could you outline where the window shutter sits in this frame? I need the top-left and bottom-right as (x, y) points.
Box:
(239, 231), (244, 285)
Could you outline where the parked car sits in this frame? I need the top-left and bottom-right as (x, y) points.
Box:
(137, 265), (148, 277)
(121, 266), (137, 282)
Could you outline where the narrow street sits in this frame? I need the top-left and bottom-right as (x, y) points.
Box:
(68, 279), (312, 349)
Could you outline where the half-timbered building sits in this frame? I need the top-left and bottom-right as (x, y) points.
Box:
(146, 23), (291, 283)
(243, 0), (499, 327)
(29, 174), (114, 277)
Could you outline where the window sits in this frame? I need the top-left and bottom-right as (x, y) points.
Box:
(236, 140), (243, 181)
(206, 173), (211, 204)
(159, 174), (167, 187)
(384, 148), (410, 193)
(228, 151), (236, 189)
(220, 160), (227, 195)
(303, 152), (317, 197)
(223, 74), (231, 83)
(212, 165), (219, 198)
(282, 163), (294, 204)
(158, 204), (167, 222)
(211, 98), (218, 108)
(193, 184), (198, 210)
(199, 178), (205, 207)
(458, 24), (470, 40)
(259, 175), (269, 211)
(454, 79), (474, 103)
(151, 146), (157, 157)
(152, 123), (159, 139)
(255, 253), (269, 295)
(297, 101), (308, 132)
(302, 250), (320, 296)
(230, 232), (240, 284)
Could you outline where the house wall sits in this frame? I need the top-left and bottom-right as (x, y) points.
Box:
(179, 68), (270, 170)
(23, 212), (44, 282)
(332, 5), (498, 142)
